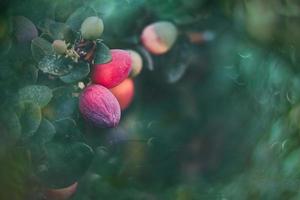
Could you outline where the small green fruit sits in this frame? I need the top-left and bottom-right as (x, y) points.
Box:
(52, 40), (67, 54)
(80, 16), (104, 40)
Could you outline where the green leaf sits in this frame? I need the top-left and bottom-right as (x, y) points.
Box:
(43, 86), (78, 121)
(32, 118), (56, 144)
(36, 141), (94, 188)
(18, 85), (53, 107)
(60, 61), (90, 83)
(21, 63), (39, 85)
(45, 20), (69, 40)
(31, 37), (54, 62)
(53, 118), (83, 142)
(94, 42), (111, 64)
(66, 6), (97, 31)
(0, 60), (17, 83)
(19, 102), (42, 138)
(44, 20), (78, 43)
(283, 149), (300, 177)
(0, 110), (21, 147)
(38, 55), (72, 76)
(0, 39), (12, 58)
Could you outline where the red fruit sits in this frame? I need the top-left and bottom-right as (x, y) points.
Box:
(79, 84), (121, 128)
(141, 21), (178, 55)
(92, 49), (132, 88)
(110, 79), (134, 110)
(46, 182), (78, 200)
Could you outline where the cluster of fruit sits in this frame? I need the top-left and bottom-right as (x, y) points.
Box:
(43, 17), (178, 199)
(52, 16), (178, 129)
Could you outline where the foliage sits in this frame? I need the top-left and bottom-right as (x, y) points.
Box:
(0, 0), (300, 200)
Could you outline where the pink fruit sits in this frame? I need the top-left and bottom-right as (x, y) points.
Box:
(141, 21), (178, 55)
(79, 84), (121, 128)
(110, 78), (134, 110)
(92, 49), (132, 88)
(46, 182), (78, 200)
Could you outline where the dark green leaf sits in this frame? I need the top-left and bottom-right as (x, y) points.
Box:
(60, 61), (90, 83)
(0, 39), (12, 58)
(166, 62), (188, 83)
(0, 110), (21, 147)
(21, 63), (39, 84)
(13, 16), (38, 43)
(19, 102), (42, 138)
(43, 86), (78, 121)
(31, 37), (54, 62)
(18, 85), (53, 107)
(45, 20), (69, 40)
(66, 6), (97, 31)
(0, 60), (17, 83)
(44, 20), (78, 42)
(36, 141), (94, 188)
(94, 42), (111, 64)
(53, 118), (83, 142)
(32, 118), (56, 144)
(38, 55), (72, 76)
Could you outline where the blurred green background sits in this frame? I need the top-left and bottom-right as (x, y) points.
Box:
(1, 0), (300, 199)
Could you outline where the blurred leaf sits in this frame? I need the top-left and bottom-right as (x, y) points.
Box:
(138, 46), (154, 71)
(43, 19), (78, 42)
(0, 110), (21, 148)
(0, 60), (17, 85)
(32, 118), (56, 144)
(0, 147), (31, 200)
(60, 61), (90, 83)
(166, 62), (189, 83)
(53, 118), (82, 141)
(66, 6), (97, 31)
(0, 39), (12, 58)
(18, 85), (53, 107)
(92, 0), (144, 38)
(31, 37), (54, 62)
(43, 86), (78, 121)
(36, 141), (94, 188)
(54, 0), (84, 22)
(28, 118), (56, 168)
(21, 63), (39, 84)
(19, 102), (42, 138)
(282, 149), (300, 177)
(38, 55), (72, 76)
(13, 16), (38, 43)
(94, 42), (111, 64)
(45, 20), (69, 40)
(275, 0), (300, 17)
(163, 42), (191, 83)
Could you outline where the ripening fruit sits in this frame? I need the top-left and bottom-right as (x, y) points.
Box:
(141, 21), (178, 55)
(110, 78), (134, 110)
(13, 16), (38, 43)
(80, 16), (104, 40)
(79, 84), (121, 128)
(92, 49), (132, 88)
(46, 182), (78, 200)
(52, 40), (68, 55)
(128, 50), (143, 77)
